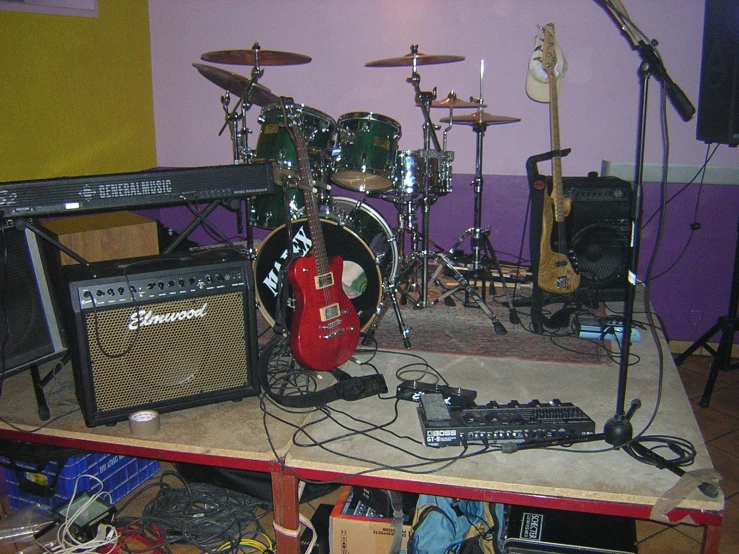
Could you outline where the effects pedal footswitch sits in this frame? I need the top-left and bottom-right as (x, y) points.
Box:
(419, 397), (596, 447)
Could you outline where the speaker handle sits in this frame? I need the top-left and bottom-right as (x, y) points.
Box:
(14, 218), (91, 266)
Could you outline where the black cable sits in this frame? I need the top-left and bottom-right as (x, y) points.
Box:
(118, 470), (270, 554)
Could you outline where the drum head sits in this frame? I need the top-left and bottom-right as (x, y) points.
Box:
(254, 218), (382, 332)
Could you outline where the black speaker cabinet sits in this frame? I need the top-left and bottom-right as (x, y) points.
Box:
(696, 0), (739, 146)
(565, 177), (632, 294)
(528, 174), (632, 333)
(0, 225), (66, 377)
(61, 248), (259, 427)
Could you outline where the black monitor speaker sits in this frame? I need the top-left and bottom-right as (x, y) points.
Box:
(696, 0), (739, 146)
(0, 225), (66, 377)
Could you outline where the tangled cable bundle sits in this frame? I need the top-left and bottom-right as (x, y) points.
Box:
(134, 472), (272, 553)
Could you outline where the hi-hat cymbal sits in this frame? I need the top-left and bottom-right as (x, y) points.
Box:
(429, 96), (487, 109)
(193, 63), (279, 106)
(201, 48), (311, 66)
(440, 111), (521, 126)
(366, 52), (465, 67)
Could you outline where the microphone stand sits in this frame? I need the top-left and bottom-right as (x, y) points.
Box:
(603, 8), (694, 448)
(596, 15), (719, 499)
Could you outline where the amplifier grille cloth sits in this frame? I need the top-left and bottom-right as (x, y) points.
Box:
(84, 293), (248, 412)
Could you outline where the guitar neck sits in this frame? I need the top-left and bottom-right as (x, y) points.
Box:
(547, 42), (566, 224)
(294, 134), (330, 277)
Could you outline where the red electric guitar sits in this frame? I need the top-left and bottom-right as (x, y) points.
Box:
(280, 98), (360, 371)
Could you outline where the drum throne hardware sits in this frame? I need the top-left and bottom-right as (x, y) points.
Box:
(366, 46), (509, 336)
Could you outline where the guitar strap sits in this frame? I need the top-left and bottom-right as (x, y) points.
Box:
(258, 334), (388, 409)
(271, 263), (291, 336)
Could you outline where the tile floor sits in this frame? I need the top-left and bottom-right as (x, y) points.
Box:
(633, 353), (739, 554)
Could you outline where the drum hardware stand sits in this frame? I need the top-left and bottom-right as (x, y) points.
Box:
(362, 277), (412, 348)
(427, 252), (507, 335)
(444, 116), (517, 325)
(217, 42), (266, 138)
(406, 45), (443, 309)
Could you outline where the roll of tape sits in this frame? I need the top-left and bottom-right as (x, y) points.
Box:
(128, 410), (160, 437)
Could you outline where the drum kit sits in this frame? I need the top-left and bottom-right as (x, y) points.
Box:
(195, 43), (520, 346)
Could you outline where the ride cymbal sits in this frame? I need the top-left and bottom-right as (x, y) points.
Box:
(193, 63), (279, 106)
(366, 52), (465, 67)
(440, 111), (521, 126)
(201, 48), (311, 66)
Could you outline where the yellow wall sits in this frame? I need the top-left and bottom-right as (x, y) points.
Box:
(0, 1), (156, 182)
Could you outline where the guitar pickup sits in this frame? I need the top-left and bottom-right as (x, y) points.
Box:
(320, 303), (340, 321)
(315, 272), (334, 290)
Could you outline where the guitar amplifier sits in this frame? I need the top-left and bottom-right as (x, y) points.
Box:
(526, 168), (632, 333)
(61, 248), (260, 427)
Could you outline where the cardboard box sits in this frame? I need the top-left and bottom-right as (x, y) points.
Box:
(330, 486), (412, 554)
(41, 211), (158, 266)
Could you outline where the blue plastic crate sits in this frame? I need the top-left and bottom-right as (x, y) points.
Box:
(1, 452), (159, 512)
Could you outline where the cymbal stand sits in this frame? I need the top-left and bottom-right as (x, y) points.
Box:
(218, 42), (265, 137)
(404, 46), (442, 308)
(445, 116), (517, 325)
(222, 92), (253, 165)
(218, 43), (266, 256)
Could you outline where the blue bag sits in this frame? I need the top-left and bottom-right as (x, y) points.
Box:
(407, 495), (504, 554)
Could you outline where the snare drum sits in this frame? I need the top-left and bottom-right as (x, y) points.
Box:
(392, 149), (454, 197)
(253, 104), (336, 183)
(254, 197), (397, 332)
(332, 112), (401, 193)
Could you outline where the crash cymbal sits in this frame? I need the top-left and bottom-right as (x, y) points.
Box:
(366, 51), (465, 67)
(200, 48), (311, 66)
(429, 95), (487, 109)
(440, 111), (521, 126)
(193, 63), (280, 106)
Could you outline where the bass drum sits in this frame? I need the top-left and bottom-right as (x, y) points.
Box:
(254, 197), (397, 332)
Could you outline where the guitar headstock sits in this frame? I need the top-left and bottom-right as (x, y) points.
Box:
(279, 96), (314, 191)
(279, 96), (303, 140)
(539, 23), (557, 81)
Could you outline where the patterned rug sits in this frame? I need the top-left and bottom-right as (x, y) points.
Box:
(366, 286), (612, 365)
(255, 283), (613, 366)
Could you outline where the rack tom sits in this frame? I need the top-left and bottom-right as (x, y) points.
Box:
(332, 112), (401, 193)
(253, 104), (336, 184)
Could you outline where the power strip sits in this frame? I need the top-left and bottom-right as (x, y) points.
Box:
(575, 315), (641, 342)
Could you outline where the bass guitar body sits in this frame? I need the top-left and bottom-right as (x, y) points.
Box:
(287, 246), (360, 372)
(537, 187), (579, 294)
